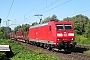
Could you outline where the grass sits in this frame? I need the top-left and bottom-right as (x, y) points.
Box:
(75, 35), (90, 46)
(0, 52), (9, 60)
(84, 50), (90, 55)
(0, 39), (59, 60)
(75, 35), (90, 55)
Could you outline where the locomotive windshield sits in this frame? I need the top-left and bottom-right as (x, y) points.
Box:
(64, 24), (72, 30)
(56, 24), (72, 30)
(56, 24), (64, 30)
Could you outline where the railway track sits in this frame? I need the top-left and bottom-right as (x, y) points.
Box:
(69, 52), (90, 60)
(76, 45), (90, 50)
(17, 41), (90, 60)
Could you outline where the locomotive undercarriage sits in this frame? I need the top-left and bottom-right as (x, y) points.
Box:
(27, 40), (76, 52)
(55, 42), (76, 51)
(57, 42), (76, 48)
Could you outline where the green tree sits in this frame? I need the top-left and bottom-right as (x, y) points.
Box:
(14, 25), (21, 31)
(1, 27), (11, 38)
(50, 14), (59, 21)
(0, 28), (5, 38)
(41, 16), (51, 23)
(84, 21), (90, 38)
(31, 22), (38, 26)
(21, 24), (30, 30)
(14, 24), (30, 31)
(63, 14), (89, 35)
(41, 14), (59, 24)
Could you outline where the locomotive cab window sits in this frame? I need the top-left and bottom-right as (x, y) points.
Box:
(49, 26), (52, 31)
(64, 24), (72, 30)
(56, 24), (64, 30)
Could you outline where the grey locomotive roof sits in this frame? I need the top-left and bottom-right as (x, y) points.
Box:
(30, 23), (48, 28)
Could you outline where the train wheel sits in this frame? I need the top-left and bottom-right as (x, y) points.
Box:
(29, 41), (33, 45)
(36, 42), (40, 47)
(26, 40), (29, 44)
(52, 48), (55, 52)
(40, 43), (44, 48)
(47, 44), (52, 51)
(43, 44), (47, 49)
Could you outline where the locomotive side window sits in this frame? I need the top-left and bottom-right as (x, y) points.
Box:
(64, 24), (72, 30)
(49, 26), (52, 31)
(56, 24), (64, 30)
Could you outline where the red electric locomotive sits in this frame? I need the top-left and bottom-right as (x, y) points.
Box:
(28, 20), (76, 50)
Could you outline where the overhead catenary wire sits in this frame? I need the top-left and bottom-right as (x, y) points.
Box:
(29, 0), (47, 13)
(20, 0), (47, 25)
(28, 0), (59, 16)
(68, 10), (90, 17)
(21, 0), (88, 22)
(37, 0), (60, 13)
(58, 10), (90, 21)
(6, 0), (14, 19)
(39, 0), (90, 20)
(21, 0), (72, 25)
(41, 0), (72, 14)
(65, 5), (90, 14)
(16, 0), (90, 27)
(59, 5), (90, 19)
(32, 0), (90, 21)
(10, 0), (46, 26)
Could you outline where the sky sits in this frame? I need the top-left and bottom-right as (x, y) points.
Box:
(0, 0), (90, 30)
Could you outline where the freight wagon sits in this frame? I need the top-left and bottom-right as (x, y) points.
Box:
(10, 30), (28, 42)
(10, 32), (15, 40)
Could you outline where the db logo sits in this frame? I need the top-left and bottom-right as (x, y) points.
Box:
(64, 34), (67, 36)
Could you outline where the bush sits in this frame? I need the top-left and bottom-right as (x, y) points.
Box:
(75, 35), (90, 46)
(0, 39), (59, 60)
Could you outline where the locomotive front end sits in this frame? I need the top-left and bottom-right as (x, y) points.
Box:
(56, 22), (76, 49)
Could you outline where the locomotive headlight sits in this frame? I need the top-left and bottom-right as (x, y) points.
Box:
(70, 38), (73, 40)
(57, 38), (61, 41)
(57, 34), (63, 36)
(68, 33), (74, 36)
(57, 38), (60, 41)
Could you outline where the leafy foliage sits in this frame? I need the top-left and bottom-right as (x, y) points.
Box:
(0, 27), (11, 39)
(63, 14), (90, 37)
(31, 22), (38, 26)
(0, 28), (5, 39)
(14, 24), (30, 32)
(0, 39), (59, 60)
(75, 35), (90, 46)
(41, 14), (59, 24)
(84, 50), (90, 55)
